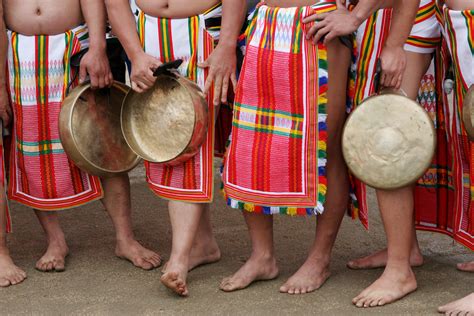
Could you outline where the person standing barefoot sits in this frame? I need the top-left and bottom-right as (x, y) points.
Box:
(105, 0), (245, 296)
(0, 0), (26, 287)
(220, 0), (352, 294)
(306, 0), (441, 306)
(3, 0), (160, 273)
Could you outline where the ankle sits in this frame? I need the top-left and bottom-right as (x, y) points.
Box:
(250, 250), (275, 262)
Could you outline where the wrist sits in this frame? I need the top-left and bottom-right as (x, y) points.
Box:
(216, 39), (237, 50)
(383, 40), (405, 50)
(88, 40), (107, 53)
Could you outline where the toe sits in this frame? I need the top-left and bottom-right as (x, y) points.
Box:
(55, 263), (65, 272)
(279, 285), (288, 293)
(294, 288), (301, 295)
(136, 258), (153, 270)
(0, 278), (11, 287)
(46, 262), (54, 271)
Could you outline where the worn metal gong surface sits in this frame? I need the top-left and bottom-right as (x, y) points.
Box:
(342, 93), (436, 190)
(121, 74), (208, 165)
(462, 85), (474, 140)
(59, 82), (141, 177)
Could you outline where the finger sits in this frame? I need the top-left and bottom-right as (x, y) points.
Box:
(137, 80), (151, 91)
(145, 70), (157, 86)
(395, 74), (403, 90)
(198, 60), (210, 69)
(230, 72), (238, 91)
(306, 20), (326, 40)
(98, 76), (106, 89)
(213, 73), (223, 105)
(131, 81), (144, 93)
(203, 71), (215, 96)
(303, 13), (328, 24)
(324, 30), (339, 44)
(79, 65), (88, 83)
(108, 73), (114, 87)
(89, 74), (99, 90)
(221, 75), (230, 103)
(389, 72), (399, 88)
(313, 25), (331, 44)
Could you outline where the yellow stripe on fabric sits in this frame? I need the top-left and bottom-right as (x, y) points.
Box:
(238, 105), (304, 122)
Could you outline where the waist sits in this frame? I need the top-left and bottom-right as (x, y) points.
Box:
(4, 5), (83, 36)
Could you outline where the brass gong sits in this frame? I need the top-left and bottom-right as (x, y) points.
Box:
(342, 93), (436, 190)
(121, 73), (208, 166)
(462, 85), (474, 140)
(59, 81), (141, 177)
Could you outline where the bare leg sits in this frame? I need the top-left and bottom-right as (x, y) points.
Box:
(457, 261), (474, 272)
(352, 51), (431, 307)
(0, 188), (26, 286)
(438, 293), (474, 315)
(347, 236), (423, 269)
(34, 211), (69, 272)
(101, 175), (161, 270)
(161, 201), (206, 296)
(162, 205), (221, 274)
(279, 39), (351, 295)
(220, 212), (279, 292)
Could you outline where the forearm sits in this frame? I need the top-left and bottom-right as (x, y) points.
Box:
(350, 0), (387, 28)
(218, 0), (247, 49)
(104, 0), (144, 61)
(385, 0), (420, 48)
(80, 0), (107, 51)
(0, 1), (7, 86)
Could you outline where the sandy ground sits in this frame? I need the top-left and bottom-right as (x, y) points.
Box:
(0, 163), (472, 315)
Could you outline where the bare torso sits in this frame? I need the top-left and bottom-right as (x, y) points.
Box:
(445, 0), (474, 10)
(136, 0), (220, 18)
(4, 0), (83, 35)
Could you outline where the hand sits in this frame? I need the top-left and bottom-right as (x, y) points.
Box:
(129, 52), (161, 93)
(0, 85), (12, 127)
(80, 47), (113, 89)
(198, 43), (238, 106)
(302, 1), (360, 45)
(379, 45), (406, 89)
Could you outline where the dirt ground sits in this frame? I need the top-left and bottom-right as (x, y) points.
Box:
(0, 163), (472, 315)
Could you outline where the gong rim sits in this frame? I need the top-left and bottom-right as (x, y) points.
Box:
(120, 75), (204, 164)
(462, 85), (474, 141)
(59, 81), (141, 178)
(342, 93), (436, 190)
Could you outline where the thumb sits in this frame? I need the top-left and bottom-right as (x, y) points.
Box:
(198, 60), (210, 69)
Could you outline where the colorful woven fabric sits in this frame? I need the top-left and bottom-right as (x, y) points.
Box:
(132, 1), (219, 202)
(6, 25), (103, 210)
(437, 7), (474, 250)
(222, 3), (335, 215)
(350, 3), (445, 228)
(405, 0), (442, 53)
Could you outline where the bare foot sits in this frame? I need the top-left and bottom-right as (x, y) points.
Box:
(457, 261), (474, 273)
(347, 248), (424, 270)
(279, 257), (331, 295)
(352, 267), (417, 307)
(0, 251), (27, 287)
(438, 293), (474, 315)
(35, 240), (69, 272)
(220, 254), (279, 292)
(161, 263), (188, 297)
(115, 239), (161, 270)
(162, 241), (221, 274)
